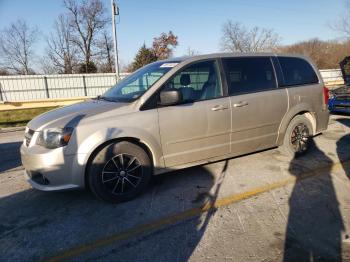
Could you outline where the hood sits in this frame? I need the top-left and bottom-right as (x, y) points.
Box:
(27, 99), (133, 131)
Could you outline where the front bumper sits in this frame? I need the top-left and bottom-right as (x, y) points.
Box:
(24, 170), (80, 191)
(20, 143), (87, 191)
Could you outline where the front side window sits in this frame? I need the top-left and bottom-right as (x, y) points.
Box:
(278, 57), (319, 86)
(163, 60), (223, 102)
(102, 61), (176, 102)
(223, 57), (276, 95)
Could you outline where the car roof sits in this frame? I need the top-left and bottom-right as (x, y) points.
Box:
(163, 52), (310, 64)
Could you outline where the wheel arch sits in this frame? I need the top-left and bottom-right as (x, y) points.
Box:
(84, 137), (155, 190)
(277, 106), (317, 145)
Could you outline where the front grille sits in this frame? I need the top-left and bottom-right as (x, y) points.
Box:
(24, 129), (34, 147)
(28, 171), (50, 185)
(335, 96), (350, 101)
(334, 105), (350, 110)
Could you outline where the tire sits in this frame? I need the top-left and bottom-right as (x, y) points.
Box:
(88, 141), (152, 203)
(280, 115), (313, 157)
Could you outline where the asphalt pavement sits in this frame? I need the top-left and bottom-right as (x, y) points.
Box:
(0, 115), (350, 262)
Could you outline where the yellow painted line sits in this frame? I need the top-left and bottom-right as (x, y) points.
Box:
(45, 159), (350, 262)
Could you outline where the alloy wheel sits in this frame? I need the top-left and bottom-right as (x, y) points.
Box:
(290, 123), (310, 154)
(101, 153), (143, 195)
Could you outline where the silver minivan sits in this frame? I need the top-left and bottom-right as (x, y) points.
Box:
(20, 53), (330, 202)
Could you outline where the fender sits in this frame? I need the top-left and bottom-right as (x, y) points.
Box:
(63, 108), (165, 188)
(76, 126), (164, 169)
(276, 103), (316, 145)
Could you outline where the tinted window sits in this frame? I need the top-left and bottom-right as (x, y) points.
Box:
(278, 57), (319, 86)
(163, 60), (223, 102)
(223, 57), (276, 95)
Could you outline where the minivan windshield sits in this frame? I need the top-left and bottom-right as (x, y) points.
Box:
(101, 61), (178, 102)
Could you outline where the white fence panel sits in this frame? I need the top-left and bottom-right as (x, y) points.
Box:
(319, 69), (343, 86)
(0, 69), (344, 102)
(0, 73), (129, 102)
(83, 73), (119, 97)
(0, 75), (47, 101)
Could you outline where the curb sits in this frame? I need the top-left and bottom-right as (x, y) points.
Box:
(0, 126), (25, 133)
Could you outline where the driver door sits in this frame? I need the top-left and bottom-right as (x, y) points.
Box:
(157, 60), (231, 168)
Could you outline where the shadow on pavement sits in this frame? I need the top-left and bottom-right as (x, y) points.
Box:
(283, 139), (344, 261)
(4, 114), (349, 261)
(0, 160), (227, 261)
(336, 118), (350, 180)
(0, 141), (22, 173)
(0, 115), (220, 261)
(91, 161), (229, 261)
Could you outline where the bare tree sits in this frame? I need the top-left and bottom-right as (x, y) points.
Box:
(96, 31), (114, 72)
(46, 15), (77, 74)
(39, 56), (60, 74)
(0, 20), (38, 74)
(330, 1), (350, 37)
(185, 47), (199, 57)
(279, 38), (350, 69)
(63, 0), (109, 73)
(0, 68), (9, 76)
(221, 21), (280, 53)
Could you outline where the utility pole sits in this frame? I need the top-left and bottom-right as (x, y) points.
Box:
(111, 0), (120, 80)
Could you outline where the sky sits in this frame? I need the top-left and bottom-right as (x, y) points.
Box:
(0, 0), (347, 68)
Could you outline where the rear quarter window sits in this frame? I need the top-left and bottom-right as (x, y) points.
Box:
(278, 57), (319, 87)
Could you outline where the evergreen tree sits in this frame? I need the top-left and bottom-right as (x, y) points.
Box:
(131, 44), (157, 71)
(78, 61), (97, 73)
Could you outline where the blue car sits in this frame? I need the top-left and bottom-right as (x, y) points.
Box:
(328, 86), (350, 114)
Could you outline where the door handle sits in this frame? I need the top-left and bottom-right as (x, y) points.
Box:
(233, 101), (248, 108)
(211, 105), (228, 111)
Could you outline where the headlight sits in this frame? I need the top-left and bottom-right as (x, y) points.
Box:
(37, 127), (74, 149)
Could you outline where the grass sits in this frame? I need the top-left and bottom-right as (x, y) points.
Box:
(0, 107), (58, 128)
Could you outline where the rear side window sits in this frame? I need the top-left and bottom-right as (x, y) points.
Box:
(222, 57), (276, 95)
(278, 57), (319, 86)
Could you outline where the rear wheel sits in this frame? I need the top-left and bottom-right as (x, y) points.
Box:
(280, 115), (313, 157)
(88, 141), (152, 203)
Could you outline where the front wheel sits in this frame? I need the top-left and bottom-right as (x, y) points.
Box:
(88, 141), (152, 203)
(280, 115), (313, 157)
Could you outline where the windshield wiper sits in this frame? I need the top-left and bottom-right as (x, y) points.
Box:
(94, 96), (117, 102)
(94, 95), (135, 103)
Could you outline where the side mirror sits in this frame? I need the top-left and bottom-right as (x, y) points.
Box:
(159, 89), (182, 106)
